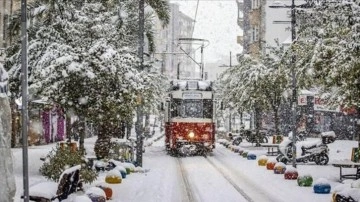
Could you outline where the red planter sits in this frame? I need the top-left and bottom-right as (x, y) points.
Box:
(284, 170), (298, 180)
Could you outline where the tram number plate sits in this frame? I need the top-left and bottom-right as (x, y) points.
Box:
(182, 92), (202, 99)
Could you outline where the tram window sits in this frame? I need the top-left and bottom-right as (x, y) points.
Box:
(182, 100), (203, 118)
(203, 99), (213, 118)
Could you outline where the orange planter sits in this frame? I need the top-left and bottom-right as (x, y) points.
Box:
(97, 185), (113, 200)
(266, 161), (276, 170)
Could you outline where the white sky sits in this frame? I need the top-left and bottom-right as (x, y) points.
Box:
(11, 127), (360, 202)
(170, 0), (243, 65)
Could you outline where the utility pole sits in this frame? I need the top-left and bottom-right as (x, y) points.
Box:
(21, 0), (29, 200)
(135, 0), (145, 167)
(290, 0), (297, 168)
(269, 0), (298, 168)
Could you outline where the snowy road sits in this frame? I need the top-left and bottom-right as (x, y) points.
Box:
(12, 135), (358, 202)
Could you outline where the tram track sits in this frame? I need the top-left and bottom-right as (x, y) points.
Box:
(203, 156), (254, 202)
(177, 154), (255, 202)
(208, 149), (283, 202)
(177, 158), (197, 202)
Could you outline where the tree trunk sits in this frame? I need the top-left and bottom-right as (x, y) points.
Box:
(0, 97), (16, 202)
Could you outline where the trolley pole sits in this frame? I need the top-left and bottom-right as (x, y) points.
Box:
(21, 0), (29, 200)
(135, 0), (145, 167)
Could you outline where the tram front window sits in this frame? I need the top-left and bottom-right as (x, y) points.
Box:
(170, 99), (212, 118)
(182, 100), (202, 118)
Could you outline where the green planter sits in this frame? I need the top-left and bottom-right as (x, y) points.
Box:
(297, 175), (313, 187)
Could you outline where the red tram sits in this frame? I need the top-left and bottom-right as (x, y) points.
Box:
(164, 80), (216, 156)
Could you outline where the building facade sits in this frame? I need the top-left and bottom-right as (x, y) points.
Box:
(237, 0), (306, 58)
(236, 0), (265, 58)
(153, 3), (195, 79)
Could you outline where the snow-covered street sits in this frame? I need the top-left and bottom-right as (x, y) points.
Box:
(11, 131), (360, 202)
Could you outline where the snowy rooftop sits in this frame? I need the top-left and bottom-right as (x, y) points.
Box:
(169, 80), (213, 91)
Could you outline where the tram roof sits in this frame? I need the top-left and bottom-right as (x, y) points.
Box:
(169, 80), (213, 91)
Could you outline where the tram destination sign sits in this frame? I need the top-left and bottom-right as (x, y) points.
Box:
(182, 92), (202, 99)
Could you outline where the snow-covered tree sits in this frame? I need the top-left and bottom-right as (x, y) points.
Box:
(217, 45), (288, 135)
(5, 0), (170, 157)
(0, 64), (16, 202)
(294, 0), (360, 108)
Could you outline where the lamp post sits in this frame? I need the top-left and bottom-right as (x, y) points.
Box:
(269, 0), (297, 168)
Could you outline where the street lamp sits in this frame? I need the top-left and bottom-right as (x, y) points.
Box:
(269, 0), (297, 168)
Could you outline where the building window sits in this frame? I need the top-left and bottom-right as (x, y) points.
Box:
(251, 0), (260, 9)
(250, 25), (259, 42)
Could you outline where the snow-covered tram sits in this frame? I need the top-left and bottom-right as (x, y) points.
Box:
(164, 80), (216, 156)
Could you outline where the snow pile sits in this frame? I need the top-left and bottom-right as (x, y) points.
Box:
(27, 181), (58, 199)
(314, 178), (329, 185)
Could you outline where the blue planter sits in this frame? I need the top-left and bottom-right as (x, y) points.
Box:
(119, 170), (127, 179)
(247, 154), (257, 160)
(313, 183), (331, 194)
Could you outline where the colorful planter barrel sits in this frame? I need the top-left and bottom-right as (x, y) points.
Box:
(242, 152), (248, 158)
(284, 169), (298, 180)
(258, 158), (268, 166)
(247, 153), (257, 160)
(297, 175), (313, 187)
(87, 194), (106, 202)
(274, 162), (286, 174)
(96, 185), (113, 200)
(266, 161), (276, 170)
(313, 183), (331, 194)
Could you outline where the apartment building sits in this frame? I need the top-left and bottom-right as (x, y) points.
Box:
(236, 0), (264, 58)
(237, 0), (306, 58)
(153, 3), (195, 79)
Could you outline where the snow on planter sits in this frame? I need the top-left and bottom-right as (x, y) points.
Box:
(332, 179), (360, 202)
(284, 166), (298, 180)
(94, 160), (107, 172)
(313, 178), (331, 194)
(273, 162), (286, 174)
(247, 153), (257, 160)
(86, 187), (106, 202)
(258, 155), (268, 166)
(233, 146), (241, 153)
(114, 165), (127, 178)
(105, 170), (122, 184)
(96, 183), (113, 200)
(297, 174), (313, 187)
(266, 159), (277, 170)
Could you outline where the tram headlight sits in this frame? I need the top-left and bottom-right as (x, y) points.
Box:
(188, 132), (195, 139)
